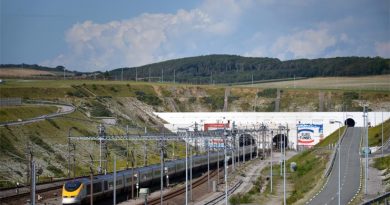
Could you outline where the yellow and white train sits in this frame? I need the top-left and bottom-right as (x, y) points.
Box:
(62, 134), (257, 204)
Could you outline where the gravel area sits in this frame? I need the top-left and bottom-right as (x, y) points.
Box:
(366, 158), (387, 199)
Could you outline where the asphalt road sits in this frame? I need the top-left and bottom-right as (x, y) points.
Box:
(307, 127), (362, 205)
(0, 104), (75, 127)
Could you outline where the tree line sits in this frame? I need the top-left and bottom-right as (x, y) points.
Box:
(111, 55), (390, 84)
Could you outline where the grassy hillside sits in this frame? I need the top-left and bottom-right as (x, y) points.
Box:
(368, 119), (390, 146)
(0, 109), (185, 187)
(0, 105), (57, 122)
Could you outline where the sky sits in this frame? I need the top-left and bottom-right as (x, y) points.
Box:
(1, 0), (389, 72)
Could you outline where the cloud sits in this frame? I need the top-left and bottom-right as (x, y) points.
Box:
(375, 41), (390, 58)
(271, 28), (337, 59)
(42, 0), (249, 71)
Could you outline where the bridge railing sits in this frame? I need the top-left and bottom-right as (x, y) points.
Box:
(361, 192), (390, 205)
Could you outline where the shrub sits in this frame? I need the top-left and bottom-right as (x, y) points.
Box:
(29, 135), (54, 153)
(201, 96), (224, 110)
(188, 97), (197, 103)
(66, 90), (85, 98)
(257, 88), (277, 98)
(135, 91), (162, 106)
(228, 96), (239, 103)
(46, 119), (60, 129)
(90, 102), (112, 117)
(47, 164), (64, 177)
(110, 86), (119, 92)
(229, 193), (252, 205)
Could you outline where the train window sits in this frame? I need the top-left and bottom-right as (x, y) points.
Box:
(117, 180), (122, 185)
(93, 182), (102, 193)
(87, 185), (91, 195)
(126, 177), (131, 183)
(64, 181), (82, 192)
(104, 181), (108, 190)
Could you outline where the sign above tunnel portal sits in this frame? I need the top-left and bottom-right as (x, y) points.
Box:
(297, 124), (324, 146)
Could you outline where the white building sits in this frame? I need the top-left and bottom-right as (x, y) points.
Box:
(155, 112), (390, 149)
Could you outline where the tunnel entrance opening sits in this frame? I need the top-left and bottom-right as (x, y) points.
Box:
(345, 118), (355, 127)
(272, 134), (288, 150)
(239, 133), (255, 147)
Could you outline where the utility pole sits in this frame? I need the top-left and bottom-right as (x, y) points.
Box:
(72, 143), (76, 178)
(224, 128), (228, 205)
(363, 106), (369, 195)
(185, 131), (188, 205)
(31, 160), (36, 205)
(113, 155), (116, 205)
(207, 138), (210, 190)
(97, 124), (105, 174)
(121, 67), (124, 81)
(136, 67), (138, 82)
(144, 127), (147, 166)
(131, 150), (135, 199)
(89, 155), (94, 205)
(210, 71), (213, 85)
(190, 142), (193, 201)
(270, 130), (273, 193)
(283, 125), (287, 205)
(382, 110), (384, 157)
(217, 144), (220, 185)
(147, 68), (150, 82)
(159, 137), (164, 205)
(68, 127), (74, 179)
(173, 69), (176, 84)
(293, 75), (296, 88)
(161, 68), (164, 83)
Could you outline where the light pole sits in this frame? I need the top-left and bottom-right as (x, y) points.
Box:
(278, 125), (286, 205)
(207, 138), (210, 190)
(185, 131), (188, 205)
(382, 110), (384, 157)
(224, 129), (228, 205)
(330, 120), (342, 205)
(363, 106), (369, 195)
(67, 127), (75, 179)
(270, 130), (273, 193)
(113, 155), (116, 205)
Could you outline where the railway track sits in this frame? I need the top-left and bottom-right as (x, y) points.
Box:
(0, 184), (62, 205)
(204, 180), (243, 205)
(143, 169), (219, 205)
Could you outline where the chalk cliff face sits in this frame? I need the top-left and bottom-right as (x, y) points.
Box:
(0, 78), (389, 185)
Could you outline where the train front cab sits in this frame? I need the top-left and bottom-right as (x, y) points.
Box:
(62, 180), (84, 204)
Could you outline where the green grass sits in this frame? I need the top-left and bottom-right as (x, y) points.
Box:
(373, 155), (390, 171)
(368, 119), (390, 147)
(316, 127), (347, 148)
(262, 164), (282, 195)
(0, 105), (57, 122)
(0, 130), (21, 157)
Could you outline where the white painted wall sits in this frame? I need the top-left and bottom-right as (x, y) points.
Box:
(155, 112), (390, 149)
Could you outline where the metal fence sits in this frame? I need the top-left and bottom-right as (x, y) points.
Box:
(0, 98), (22, 106)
